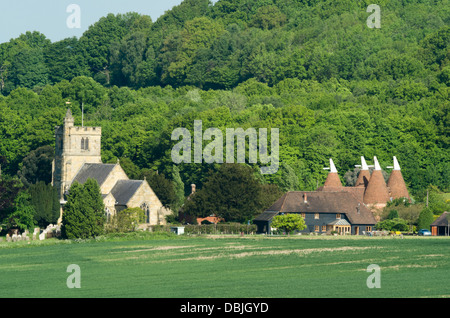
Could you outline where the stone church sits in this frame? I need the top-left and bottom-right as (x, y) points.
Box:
(51, 109), (171, 225)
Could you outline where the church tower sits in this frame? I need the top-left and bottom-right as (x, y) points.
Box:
(51, 109), (102, 200)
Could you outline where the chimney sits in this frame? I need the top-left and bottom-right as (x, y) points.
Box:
(191, 184), (196, 195)
(357, 203), (361, 214)
(303, 193), (307, 203)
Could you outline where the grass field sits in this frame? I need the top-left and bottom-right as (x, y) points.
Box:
(0, 233), (449, 298)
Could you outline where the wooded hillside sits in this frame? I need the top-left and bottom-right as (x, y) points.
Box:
(0, 0), (449, 215)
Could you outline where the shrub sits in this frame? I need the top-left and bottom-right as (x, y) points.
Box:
(375, 218), (409, 232)
(105, 207), (145, 233)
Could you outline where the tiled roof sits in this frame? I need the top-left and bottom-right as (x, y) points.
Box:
(363, 170), (390, 205)
(387, 170), (410, 200)
(72, 163), (116, 186)
(265, 191), (376, 225)
(110, 179), (144, 205)
(431, 212), (450, 227)
(323, 172), (342, 188)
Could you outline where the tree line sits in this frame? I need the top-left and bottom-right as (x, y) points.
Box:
(0, 0), (449, 233)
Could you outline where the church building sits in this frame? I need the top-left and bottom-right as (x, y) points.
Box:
(51, 109), (171, 225)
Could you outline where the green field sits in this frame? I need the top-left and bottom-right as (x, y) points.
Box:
(1, 234), (449, 298)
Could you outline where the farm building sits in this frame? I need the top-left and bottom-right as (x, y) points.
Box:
(431, 212), (450, 236)
(254, 191), (377, 235)
(254, 156), (410, 235)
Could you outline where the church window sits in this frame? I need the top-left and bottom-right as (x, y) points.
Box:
(141, 202), (150, 223)
(81, 137), (89, 150)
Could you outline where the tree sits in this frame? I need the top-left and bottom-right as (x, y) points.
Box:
(172, 165), (185, 214)
(417, 207), (434, 231)
(8, 47), (49, 92)
(6, 190), (36, 231)
(140, 169), (176, 209)
(249, 5), (287, 30)
(182, 164), (277, 222)
(18, 145), (54, 186)
(61, 179), (105, 239)
(271, 214), (306, 234)
(29, 181), (60, 228)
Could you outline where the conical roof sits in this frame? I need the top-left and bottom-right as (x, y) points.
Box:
(363, 157), (390, 205)
(355, 156), (370, 187)
(323, 159), (342, 188)
(387, 156), (410, 200)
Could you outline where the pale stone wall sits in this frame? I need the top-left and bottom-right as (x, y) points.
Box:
(103, 192), (117, 221)
(126, 181), (172, 225)
(100, 164), (129, 194)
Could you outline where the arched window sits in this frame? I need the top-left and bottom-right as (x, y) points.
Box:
(81, 137), (85, 150)
(141, 202), (150, 223)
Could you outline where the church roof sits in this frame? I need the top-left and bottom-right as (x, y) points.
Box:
(72, 163), (116, 186)
(111, 180), (144, 206)
(265, 191), (376, 225)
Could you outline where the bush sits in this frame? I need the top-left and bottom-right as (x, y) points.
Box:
(375, 218), (409, 232)
(182, 223), (257, 235)
(105, 207), (146, 233)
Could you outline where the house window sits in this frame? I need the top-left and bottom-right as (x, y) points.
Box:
(365, 226), (372, 232)
(301, 213), (305, 219)
(314, 213), (319, 219)
(315, 225), (319, 232)
(336, 213), (341, 219)
(321, 226), (326, 232)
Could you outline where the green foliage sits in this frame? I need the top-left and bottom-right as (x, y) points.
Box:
(0, 0), (449, 216)
(6, 190), (36, 231)
(106, 207), (145, 233)
(375, 218), (409, 232)
(417, 207), (434, 231)
(61, 179), (105, 239)
(29, 181), (60, 228)
(271, 213), (307, 234)
(18, 145), (54, 186)
(182, 163), (280, 222)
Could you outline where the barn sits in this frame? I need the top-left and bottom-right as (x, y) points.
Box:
(431, 212), (450, 236)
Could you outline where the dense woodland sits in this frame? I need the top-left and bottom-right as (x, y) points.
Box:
(0, 0), (449, 228)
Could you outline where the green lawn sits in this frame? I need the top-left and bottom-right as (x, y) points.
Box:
(0, 234), (449, 298)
